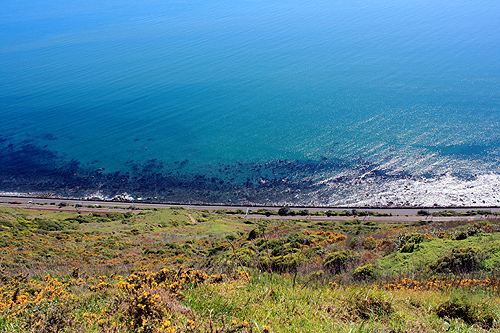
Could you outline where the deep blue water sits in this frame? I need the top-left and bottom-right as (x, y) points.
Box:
(1, 0), (500, 206)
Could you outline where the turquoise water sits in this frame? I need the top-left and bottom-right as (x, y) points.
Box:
(1, 0), (500, 206)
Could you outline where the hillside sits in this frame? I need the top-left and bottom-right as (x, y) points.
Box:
(0, 206), (499, 332)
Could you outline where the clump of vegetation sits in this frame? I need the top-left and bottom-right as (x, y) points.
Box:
(352, 264), (375, 281)
(274, 207), (391, 217)
(398, 232), (424, 253)
(429, 247), (485, 274)
(436, 293), (498, 329)
(324, 250), (359, 274)
(346, 288), (393, 320)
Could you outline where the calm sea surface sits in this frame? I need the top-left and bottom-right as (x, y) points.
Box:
(1, 0), (499, 206)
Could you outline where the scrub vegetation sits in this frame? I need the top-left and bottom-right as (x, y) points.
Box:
(0, 205), (499, 332)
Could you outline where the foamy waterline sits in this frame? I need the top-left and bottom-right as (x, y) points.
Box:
(302, 173), (500, 208)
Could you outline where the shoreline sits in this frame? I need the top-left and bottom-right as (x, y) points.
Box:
(2, 192), (500, 210)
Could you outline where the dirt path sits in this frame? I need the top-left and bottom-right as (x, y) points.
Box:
(187, 214), (197, 224)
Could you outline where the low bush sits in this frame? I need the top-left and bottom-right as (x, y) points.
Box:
(398, 232), (424, 253)
(352, 264), (375, 281)
(324, 250), (359, 274)
(429, 247), (485, 274)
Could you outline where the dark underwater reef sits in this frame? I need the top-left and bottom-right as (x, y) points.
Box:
(0, 137), (445, 206)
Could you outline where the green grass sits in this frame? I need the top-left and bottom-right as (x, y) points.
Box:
(378, 232), (500, 278)
(183, 272), (499, 332)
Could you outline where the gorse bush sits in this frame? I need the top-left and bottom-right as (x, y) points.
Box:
(324, 250), (360, 274)
(429, 247), (485, 274)
(397, 232), (424, 253)
(352, 264), (375, 281)
(125, 290), (165, 331)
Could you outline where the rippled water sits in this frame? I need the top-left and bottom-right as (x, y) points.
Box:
(1, 0), (499, 206)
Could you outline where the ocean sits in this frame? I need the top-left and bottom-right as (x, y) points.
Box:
(1, 0), (499, 206)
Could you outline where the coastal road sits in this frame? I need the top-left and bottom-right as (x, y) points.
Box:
(1, 195), (499, 223)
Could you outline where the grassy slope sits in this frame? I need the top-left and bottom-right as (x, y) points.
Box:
(0, 206), (499, 332)
(378, 233), (500, 277)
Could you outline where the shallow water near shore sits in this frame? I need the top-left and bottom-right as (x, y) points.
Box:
(1, 0), (499, 206)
